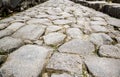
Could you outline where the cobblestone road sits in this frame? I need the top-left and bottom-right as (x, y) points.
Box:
(0, 0), (120, 77)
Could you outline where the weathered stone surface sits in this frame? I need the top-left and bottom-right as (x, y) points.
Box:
(27, 19), (51, 25)
(99, 45), (120, 58)
(46, 26), (62, 34)
(46, 52), (83, 76)
(107, 18), (120, 28)
(0, 37), (24, 54)
(85, 56), (120, 77)
(66, 28), (83, 39)
(6, 22), (25, 32)
(0, 24), (9, 30)
(0, 45), (51, 77)
(89, 33), (113, 46)
(53, 20), (73, 25)
(12, 25), (45, 40)
(0, 29), (13, 38)
(58, 39), (95, 55)
(91, 25), (108, 33)
(51, 73), (73, 77)
(43, 32), (66, 45)
(90, 21), (107, 26)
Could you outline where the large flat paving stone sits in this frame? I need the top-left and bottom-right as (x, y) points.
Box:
(12, 24), (45, 40)
(89, 33), (113, 46)
(53, 19), (73, 25)
(6, 22), (25, 32)
(0, 23), (9, 30)
(43, 32), (66, 45)
(85, 56), (120, 77)
(0, 29), (13, 38)
(58, 39), (95, 56)
(99, 45), (120, 59)
(0, 45), (52, 77)
(0, 37), (24, 54)
(27, 19), (51, 25)
(46, 52), (83, 77)
(66, 28), (83, 39)
(107, 18), (120, 28)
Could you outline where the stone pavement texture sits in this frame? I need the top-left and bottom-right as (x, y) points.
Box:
(0, 0), (120, 77)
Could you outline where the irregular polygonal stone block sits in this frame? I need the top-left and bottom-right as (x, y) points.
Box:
(66, 28), (83, 39)
(43, 32), (66, 45)
(0, 45), (52, 77)
(89, 33), (113, 46)
(53, 20), (73, 25)
(46, 52), (83, 77)
(85, 56), (120, 77)
(99, 45), (120, 59)
(12, 25), (45, 40)
(0, 37), (24, 54)
(0, 29), (13, 38)
(6, 22), (25, 32)
(58, 39), (95, 56)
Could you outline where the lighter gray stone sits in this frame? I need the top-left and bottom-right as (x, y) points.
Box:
(99, 45), (120, 59)
(66, 28), (83, 39)
(90, 21), (107, 26)
(46, 52), (82, 77)
(91, 25), (108, 33)
(0, 37), (24, 53)
(89, 33), (113, 46)
(6, 22), (25, 31)
(53, 20), (72, 25)
(0, 24), (8, 30)
(46, 26), (62, 34)
(58, 39), (95, 55)
(27, 19), (51, 25)
(43, 32), (66, 45)
(12, 25), (45, 40)
(0, 29), (13, 38)
(85, 56), (120, 77)
(51, 73), (72, 77)
(107, 18), (120, 28)
(0, 45), (51, 77)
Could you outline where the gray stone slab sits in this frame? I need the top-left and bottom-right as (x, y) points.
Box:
(43, 32), (66, 45)
(89, 33), (113, 46)
(0, 37), (24, 54)
(66, 28), (83, 39)
(85, 56), (120, 77)
(0, 24), (9, 30)
(58, 39), (95, 56)
(6, 22), (25, 32)
(46, 52), (83, 76)
(99, 45), (120, 59)
(53, 20), (73, 25)
(0, 45), (51, 77)
(12, 24), (45, 40)
(107, 17), (120, 28)
(0, 29), (13, 38)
